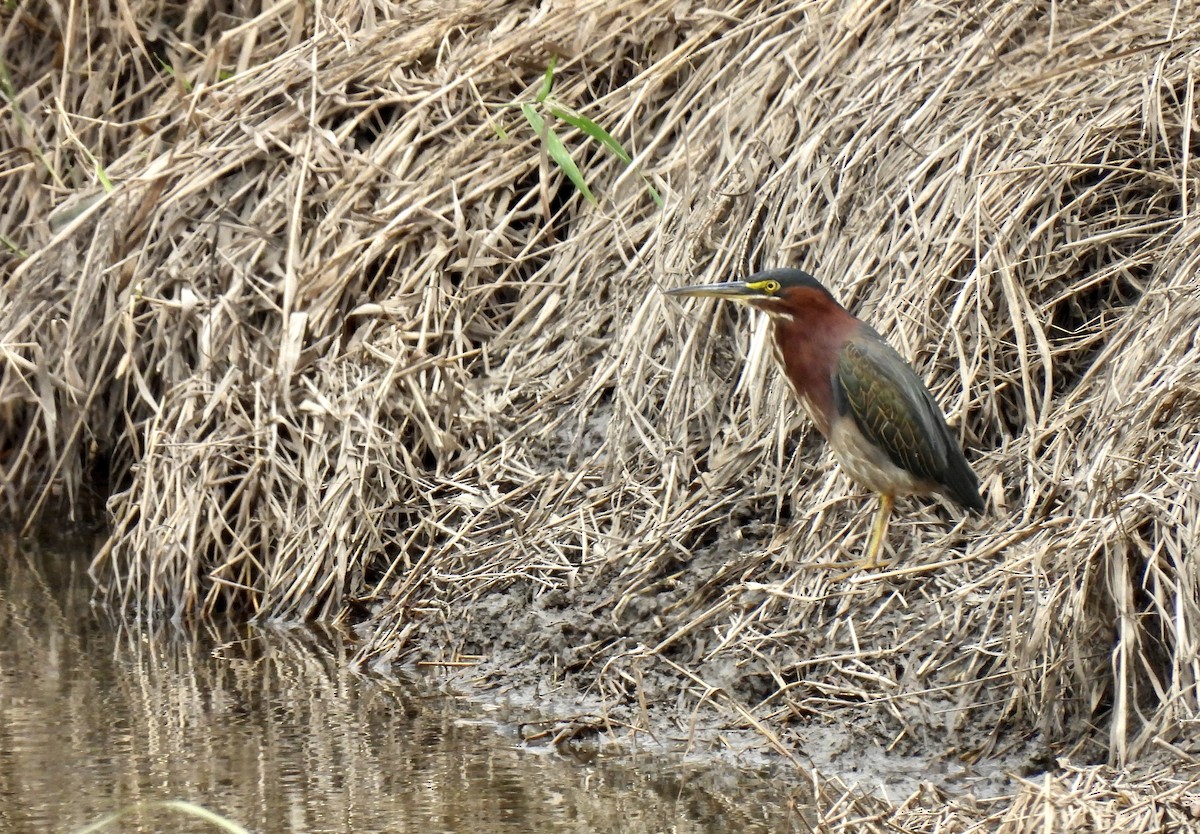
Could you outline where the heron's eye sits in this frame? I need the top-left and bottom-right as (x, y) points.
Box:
(764, 280), (781, 294)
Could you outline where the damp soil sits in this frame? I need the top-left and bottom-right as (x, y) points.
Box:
(362, 541), (1043, 801)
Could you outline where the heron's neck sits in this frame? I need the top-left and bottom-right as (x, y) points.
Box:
(767, 296), (860, 438)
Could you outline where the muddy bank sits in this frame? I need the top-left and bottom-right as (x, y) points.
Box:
(393, 570), (1036, 800)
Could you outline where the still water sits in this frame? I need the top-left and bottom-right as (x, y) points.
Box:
(0, 534), (800, 833)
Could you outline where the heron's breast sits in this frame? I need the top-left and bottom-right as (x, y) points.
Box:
(828, 416), (937, 497)
(770, 315), (846, 438)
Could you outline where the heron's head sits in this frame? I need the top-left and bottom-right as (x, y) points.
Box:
(665, 268), (835, 320)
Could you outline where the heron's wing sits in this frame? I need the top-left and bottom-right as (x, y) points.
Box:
(832, 331), (955, 485)
(834, 330), (983, 510)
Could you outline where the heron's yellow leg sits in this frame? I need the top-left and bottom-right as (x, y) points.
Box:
(804, 493), (896, 577)
(862, 493), (894, 570)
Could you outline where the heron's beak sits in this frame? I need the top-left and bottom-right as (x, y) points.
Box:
(664, 281), (757, 300)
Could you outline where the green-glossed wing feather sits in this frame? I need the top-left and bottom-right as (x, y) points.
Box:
(833, 330), (983, 510)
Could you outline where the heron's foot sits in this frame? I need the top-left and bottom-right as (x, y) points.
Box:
(828, 556), (893, 582)
(799, 557), (893, 579)
(797, 558), (856, 571)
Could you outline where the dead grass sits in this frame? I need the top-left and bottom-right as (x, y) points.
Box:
(3, 0), (1200, 829)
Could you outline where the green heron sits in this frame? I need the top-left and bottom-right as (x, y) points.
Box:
(667, 268), (983, 571)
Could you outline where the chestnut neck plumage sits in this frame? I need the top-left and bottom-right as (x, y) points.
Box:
(756, 287), (861, 438)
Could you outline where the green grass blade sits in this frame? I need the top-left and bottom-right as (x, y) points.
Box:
(535, 56), (557, 103)
(156, 56), (193, 92)
(521, 103), (595, 204)
(520, 103), (547, 140)
(548, 106), (662, 207)
(0, 55), (67, 187)
(644, 181), (665, 208)
(549, 106), (632, 163)
(0, 57), (15, 102)
(94, 159), (114, 193)
(0, 234), (29, 257)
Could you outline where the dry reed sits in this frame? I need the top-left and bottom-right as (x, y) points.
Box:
(3, 0), (1200, 829)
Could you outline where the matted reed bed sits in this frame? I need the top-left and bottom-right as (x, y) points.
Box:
(3, 0), (1199, 829)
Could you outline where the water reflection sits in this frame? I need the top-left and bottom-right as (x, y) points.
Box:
(0, 534), (799, 833)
